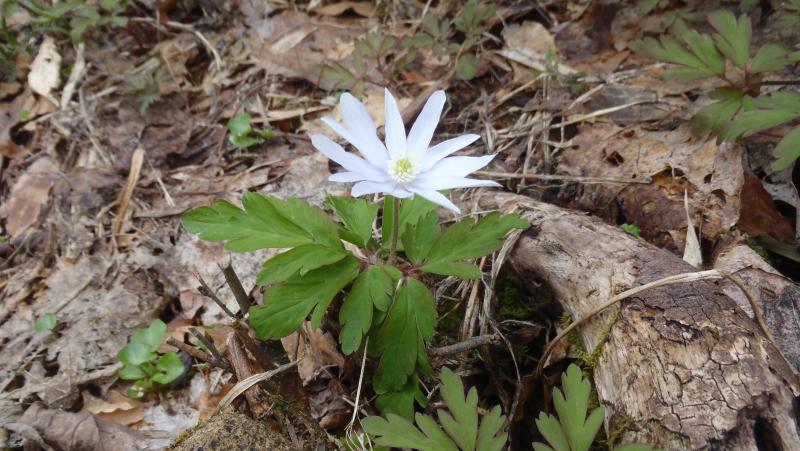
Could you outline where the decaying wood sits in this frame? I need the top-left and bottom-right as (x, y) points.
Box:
(481, 192), (800, 450)
(225, 333), (268, 419)
(715, 244), (800, 373)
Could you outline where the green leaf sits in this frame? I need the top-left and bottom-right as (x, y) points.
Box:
(476, 406), (508, 451)
(708, 10), (751, 69)
(151, 352), (184, 385)
(119, 364), (146, 381)
(628, 35), (722, 80)
(325, 195), (378, 247)
(250, 256), (360, 340)
(117, 341), (157, 367)
(402, 211), (440, 264)
(751, 43), (792, 74)
(363, 414), (453, 451)
(619, 223), (641, 237)
(534, 364), (604, 451)
(364, 367), (507, 451)
(228, 113), (253, 136)
(420, 212), (528, 279)
(382, 195), (440, 248)
(456, 53), (478, 80)
(131, 319), (167, 352)
(257, 244), (347, 286)
(723, 110), (798, 140)
(693, 89), (745, 135)
(438, 368), (478, 450)
(772, 126), (800, 171)
(339, 265), (394, 355)
(679, 29), (725, 76)
(375, 375), (426, 420)
(229, 134), (259, 149)
(182, 193), (341, 252)
(373, 278), (436, 392)
(34, 313), (58, 332)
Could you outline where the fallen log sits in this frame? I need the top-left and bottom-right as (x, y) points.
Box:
(481, 192), (800, 450)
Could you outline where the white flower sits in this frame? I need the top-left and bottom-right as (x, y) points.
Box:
(310, 89), (500, 213)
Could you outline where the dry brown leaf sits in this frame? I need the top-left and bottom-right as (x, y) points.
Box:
(81, 391), (145, 426)
(27, 36), (61, 106)
(249, 10), (366, 90)
(557, 124), (743, 247)
(281, 322), (344, 385)
(5, 403), (145, 451)
(683, 190), (702, 268)
(314, 1), (375, 17)
(0, 156), (60, 236)
(736, 173), (794, 241)
(0, 88), (35, 158)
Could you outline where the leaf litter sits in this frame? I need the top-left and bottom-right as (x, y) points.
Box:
(1, 0), (799, 449)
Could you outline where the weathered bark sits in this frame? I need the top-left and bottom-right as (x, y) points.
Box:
(481, 192), (800, 450)
(714, 244), (800, 374)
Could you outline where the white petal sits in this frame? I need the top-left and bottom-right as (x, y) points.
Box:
(351, 181), (412, 198)
(412, 177), (501, 191)
(419, 134), (481, 171)
(341, 93), (377, 135)
(408, 188), (460, 213)
(384, 88), (407, 159)
(311, 134), (383, 177)
(321, 117), (388, 170)
(329, 171), (387, 183)
(407, 90), (446, 158)
(422, 154), (496, 179)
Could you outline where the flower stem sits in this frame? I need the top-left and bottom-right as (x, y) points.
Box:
(389, 196), (401, 263)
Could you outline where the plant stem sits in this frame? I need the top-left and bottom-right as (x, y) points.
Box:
(389, 196), (401, 263)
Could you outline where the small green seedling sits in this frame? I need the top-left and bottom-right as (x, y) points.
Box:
(117, 319), (184, 399)
(620, 223), (641, 237)
(533, 364), (653, 451)
(228, 113), (272, 149)
(34, 313), (58, 332)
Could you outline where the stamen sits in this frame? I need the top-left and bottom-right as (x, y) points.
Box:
(388, 157), (417, 184)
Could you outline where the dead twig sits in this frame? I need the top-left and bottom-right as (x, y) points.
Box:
(476, 170), (650, 185)
(221, 263), (252, 314)
(167, 337), (232, 373)
(113, 147), (145, 238)
(195, 273), (237, 318)
(429, 334), (501, 356)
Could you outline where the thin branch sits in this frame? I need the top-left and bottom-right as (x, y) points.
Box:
(167, 337), (232, 373)
(195, 273), (237, 318)
(221, 263), (252, 314)
(429, 334), (502, 356)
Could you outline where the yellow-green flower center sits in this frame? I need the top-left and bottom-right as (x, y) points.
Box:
(388, 157), (417, 184)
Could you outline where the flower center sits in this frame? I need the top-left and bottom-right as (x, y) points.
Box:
(388, 157), (417, 184)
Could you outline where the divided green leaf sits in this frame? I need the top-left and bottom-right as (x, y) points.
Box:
(533, 364), (602, 451)
(363, 367), (508, 451)
(250, 256), (360, 340)
(419, 212), (528, 279)
(372, 278), (436, 393)
(721, 91), (800, 141)
(339, 265), (395, 355)
(325, 195), (378, 247)
(257, 244), (347, 286)
(182, 193), (341, 252)
(708, 10), (751, 70)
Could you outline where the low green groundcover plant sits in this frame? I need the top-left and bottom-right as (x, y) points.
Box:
(181, 89), (527, 417)
(117, 319), (184, 399)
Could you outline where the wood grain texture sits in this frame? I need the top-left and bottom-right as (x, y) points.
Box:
(481, 192), (800, 450)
